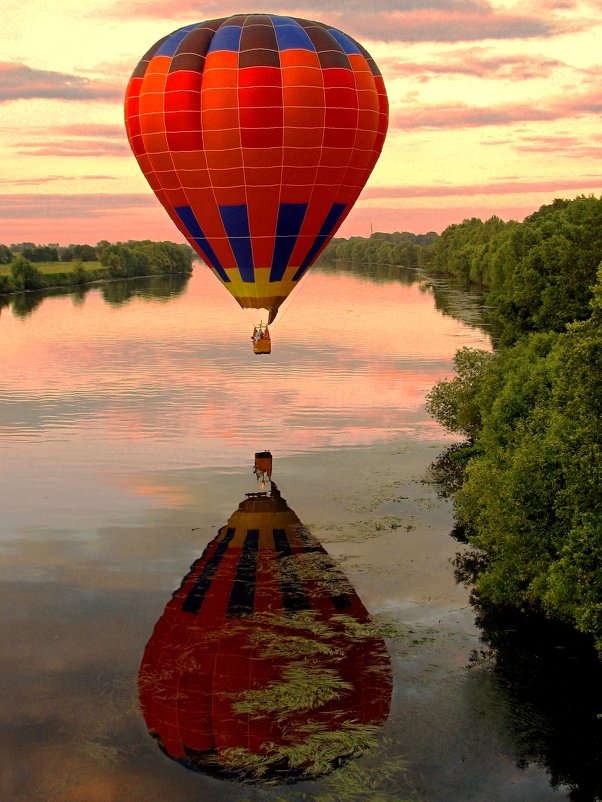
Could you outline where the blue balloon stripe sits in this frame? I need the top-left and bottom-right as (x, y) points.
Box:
(155, 25), (199, 57)
(270, 202), (308, 282)
(219, 204), (254, 282)
(327, 28), (363, 55)
(207, 24), (243, 53)
(174, 205), (230, 282)
(225, 529), (259, 618)
(272, 16), (316, 51)
(293, 202), (347, 281)
(192, 239), (230, 281)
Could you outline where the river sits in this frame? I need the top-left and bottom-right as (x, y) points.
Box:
(0, 263), (597, 802)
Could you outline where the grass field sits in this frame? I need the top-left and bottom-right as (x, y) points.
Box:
(0, 261), (101, 276)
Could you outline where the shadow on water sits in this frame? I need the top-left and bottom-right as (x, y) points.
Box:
(315, 260), (420, 287)
(422, 277), (492, 334)
(315, 260), (492, 336)
(99, 274), (191, 306)
(451, 559), (602, 801)
(138, 451), (394, 786)
(430, 445), (602, 801)
(465, 598), (602, 802)
(1, 273), (192, 318)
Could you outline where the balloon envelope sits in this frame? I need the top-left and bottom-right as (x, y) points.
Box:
(125, 14), (388, 321)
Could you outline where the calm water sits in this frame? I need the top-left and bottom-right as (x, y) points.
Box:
(0, 264), (597, 801)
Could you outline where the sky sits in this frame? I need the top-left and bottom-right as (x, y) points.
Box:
(1, 0), (600, 245)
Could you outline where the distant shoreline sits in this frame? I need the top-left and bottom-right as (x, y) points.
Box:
(0, 241), (195, 298)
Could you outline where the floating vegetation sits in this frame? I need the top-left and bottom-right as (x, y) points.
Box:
(278, 551), (355, 596)
(217, 720), (383, 784)
(330, 613), (401, 642)
(250, 610), (340, 642)
(76, 736), (121, 765)
(247, 609), (402, 646)
(231, 665), (353, 721)
(320, 516), (417, 545)
(269, 754), (420, 802)
(249, 629), (344, 661)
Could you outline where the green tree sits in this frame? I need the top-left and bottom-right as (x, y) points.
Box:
(422, 196), (602, 345)
(99, 243), (149, 277)
(22, 245), (59, 262)
(427, 272), (602, 652)
(72, 261), (87, 286)
(95, 240), (111, 258)
(0, 244), (13, 264)
(488, 196), (602, 343)
(10, 242), (35, 253)
(10, 255), (44, 290)
(71, 244), (97, 261)
(425, 346), (494, 440)
(0, 274), (16, 292)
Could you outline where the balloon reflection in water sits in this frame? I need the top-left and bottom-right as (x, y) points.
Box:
(138, 456), (392, 783)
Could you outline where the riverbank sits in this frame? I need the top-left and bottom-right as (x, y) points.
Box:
(0, 241), (194, 296)
(0, 260), (111, 295)
(0, 260), (101, 275)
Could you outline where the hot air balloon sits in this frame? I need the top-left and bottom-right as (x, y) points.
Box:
(124, 14), (388, 348)
(138, 461), (392, 782)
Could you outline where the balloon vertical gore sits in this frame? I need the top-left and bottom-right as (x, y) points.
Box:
(124, 14), (388, 321)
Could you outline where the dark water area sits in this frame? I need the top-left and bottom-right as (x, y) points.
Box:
(0, 263), (599, 802)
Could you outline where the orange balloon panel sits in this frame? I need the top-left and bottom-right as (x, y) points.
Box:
(125, 14), (388, 320)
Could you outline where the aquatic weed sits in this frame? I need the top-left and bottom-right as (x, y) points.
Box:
(232, 665), (353, 721)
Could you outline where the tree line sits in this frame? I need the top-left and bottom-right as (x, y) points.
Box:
(425, 196), (602, 345)
(0, 240), (195, 294)
(5, 242), (98, 263)
(424, 196), (601, 655)
(320, 195), (602, 658)
(321, 229), (436, 269)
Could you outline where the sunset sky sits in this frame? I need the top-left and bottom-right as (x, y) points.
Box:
(1, 0), (600, 245)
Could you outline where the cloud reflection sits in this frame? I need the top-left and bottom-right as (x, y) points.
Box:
(0, 267), (491, 463)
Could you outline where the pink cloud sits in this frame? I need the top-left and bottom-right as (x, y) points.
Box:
(2, 124), (125, 139)
(16, 141), (130, 157)
(46, 125), (125, 138)
(529, 0), (583, 11)
(0, 176), (117, 186)
(392, 88), (602, 129)
(0, 195), (178, 245)
(362, 178), (602, 199)
(385, 48), (566, 81)
(0, 194), (156, 219)
(508, 134), (602, 159)
(0, 62), (122, 103)
(355, 8), (556, 42)
(6, 123), (129, 158)
(104, 1), (564, 43)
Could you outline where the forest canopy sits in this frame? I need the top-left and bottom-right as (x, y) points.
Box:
(425, 197), (601, 654)
(425, 195), (602, 345)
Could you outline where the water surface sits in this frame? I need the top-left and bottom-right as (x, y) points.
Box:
(0, 264), (593, 801)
